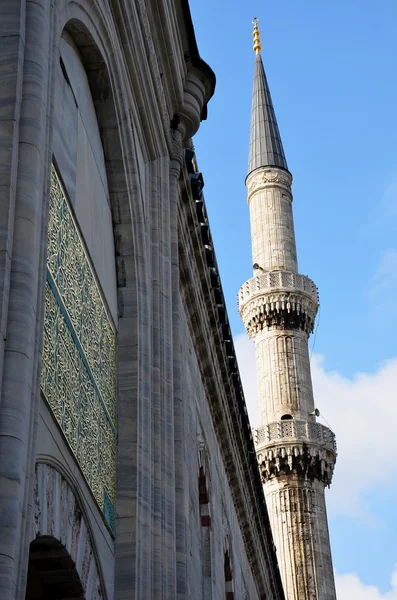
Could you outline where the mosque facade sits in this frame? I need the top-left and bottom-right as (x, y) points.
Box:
(0, 2), (286, 599)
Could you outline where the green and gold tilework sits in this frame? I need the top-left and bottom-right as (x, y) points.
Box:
(41, 165), (117, 533)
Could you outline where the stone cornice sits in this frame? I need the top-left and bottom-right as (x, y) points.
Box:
(139, 0), (215, 141)
(145, 0), (216, 140)
(246, 166), (293, 200)
(178, 158), (285, 600)
(110, 0), (215, 160)
(175, 0), (216, 120)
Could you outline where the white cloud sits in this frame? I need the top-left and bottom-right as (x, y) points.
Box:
(336, 567), (397, 600)
(234, 333), (397, 518)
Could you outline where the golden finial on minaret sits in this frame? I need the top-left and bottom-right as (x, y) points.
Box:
(252, 17), (262, 54)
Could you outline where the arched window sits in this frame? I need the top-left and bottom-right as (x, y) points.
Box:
(281, 414), (293, 420)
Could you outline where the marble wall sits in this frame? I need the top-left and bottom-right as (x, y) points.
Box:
(0, 2), (285, 599)
(180, 300), (260, 599)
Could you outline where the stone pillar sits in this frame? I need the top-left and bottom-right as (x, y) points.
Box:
(169, 129), (186, 599)
(239, 166), (337, 600)
(0, 2), (52, 598)
(149, 154), (177, 598)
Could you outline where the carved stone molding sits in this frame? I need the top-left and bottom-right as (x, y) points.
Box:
(257, 441), (336, 487)
(239, 271), (318, 337)
(179, 71), (209, 139)
(246, 167), (293, 198)
(170, 130), (183, 161)
(136, 0), (214, 143)
(32, 463), (104, 599)
(254, 420), (337, 453)
(136, 0), (170, 134)
(239, 271), (318, 305)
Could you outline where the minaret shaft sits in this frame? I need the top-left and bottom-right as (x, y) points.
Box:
(241, 168), (337, 600)
(239, 30), (337, 600)
(255, 328), (315, 425)
(248, 169), (298, 273)
(242, 168), (319, 428)
(266, 477), (336, 600)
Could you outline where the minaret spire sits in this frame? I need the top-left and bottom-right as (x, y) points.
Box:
(239, 20), (337, 600)
(249, 19), (288, 175)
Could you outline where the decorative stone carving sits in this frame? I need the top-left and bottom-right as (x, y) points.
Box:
(258, 441), (336, 487)
(33, 463), (103, 599)
(136, 0), (170, 134)
(41, 166), (117, 533)
(238, 271), (318, 305)
(254, 419), (336, 487)
(255, 419), (337, 453)
(239, 271), (318, 337)
(246, 167), (293, 197)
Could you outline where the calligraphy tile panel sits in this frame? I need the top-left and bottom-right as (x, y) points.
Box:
(46, 166), (117, 426)
(41, 165), (117, 534)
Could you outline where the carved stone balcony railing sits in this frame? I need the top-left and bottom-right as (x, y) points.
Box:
(238, 271), (318, 306)
(254, 419), (337, 454)
(238, 271), (318, 337)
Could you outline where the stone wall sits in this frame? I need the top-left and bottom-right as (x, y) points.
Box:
(180, 301), (260, 598)
(0, 1), (284, 599)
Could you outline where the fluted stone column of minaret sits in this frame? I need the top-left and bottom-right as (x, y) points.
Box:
(238, 20), (337, 600)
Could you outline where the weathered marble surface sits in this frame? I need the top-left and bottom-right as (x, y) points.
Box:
(265, 477), (336, 600)
(33, 463), (103, 599)
(240, 162), (337, 597)
(0, 1), (284, 599)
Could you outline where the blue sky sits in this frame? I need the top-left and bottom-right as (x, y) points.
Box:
(189, 0), (397, 597)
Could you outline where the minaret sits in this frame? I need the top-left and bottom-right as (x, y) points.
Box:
(238, 20), (337, 600)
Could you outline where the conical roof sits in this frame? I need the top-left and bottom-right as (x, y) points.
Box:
(248, 53), (288, 175)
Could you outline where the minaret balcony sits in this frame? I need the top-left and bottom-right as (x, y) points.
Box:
(254, 419), (337, 486)
(254, 419), (336, 453)
(238, 271), (318, 336)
